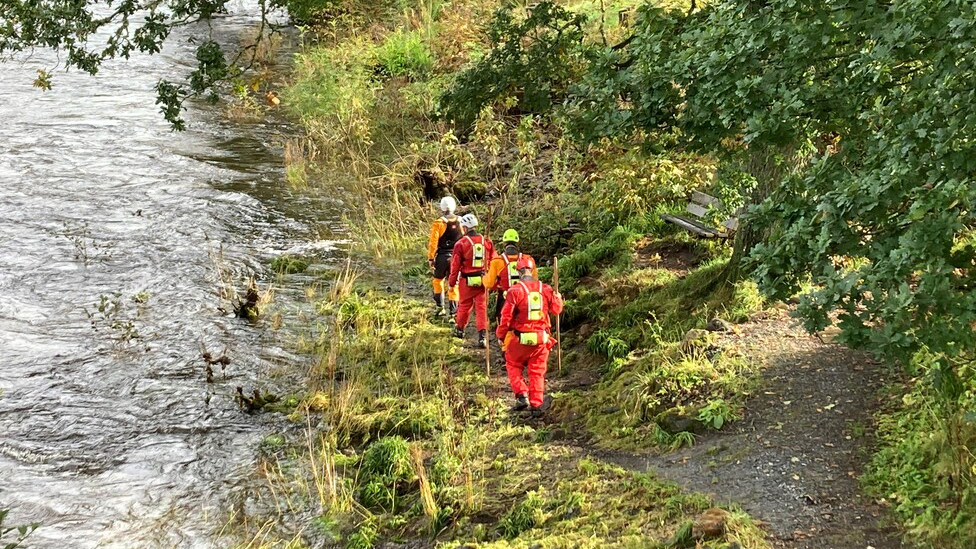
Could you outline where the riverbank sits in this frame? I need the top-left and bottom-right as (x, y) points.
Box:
(224, 1), (955, 549)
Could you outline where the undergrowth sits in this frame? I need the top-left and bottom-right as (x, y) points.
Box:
(864, 351), (976, 549)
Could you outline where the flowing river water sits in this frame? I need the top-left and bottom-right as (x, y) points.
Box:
(0, 6), (341, 548)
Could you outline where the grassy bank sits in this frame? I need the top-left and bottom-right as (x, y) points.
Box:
(237, 277), (767, 548)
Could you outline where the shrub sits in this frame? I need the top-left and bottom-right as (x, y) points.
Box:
(374, 30), (434, 80)
(440, 1), (587, 127)
(498, 491), (544, 539)
(358, 436), (416, 511)
(286, 38), (378, 148)
(864, 352), (976, 549)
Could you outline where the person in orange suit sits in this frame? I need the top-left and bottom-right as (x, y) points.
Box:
(448, 213), (495, 348)
(484, 228), (537, 325)
(427, 196), (461, 316)
(496, 256), (563, 416)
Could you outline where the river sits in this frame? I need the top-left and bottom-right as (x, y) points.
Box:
(0, 6), (339, 548)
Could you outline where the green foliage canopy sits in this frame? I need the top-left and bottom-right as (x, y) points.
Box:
(572, 0), (976, 364)
(440, 1), (587, 127)
(0, 0), (282, 129)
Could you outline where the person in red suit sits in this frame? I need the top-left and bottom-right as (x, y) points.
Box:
(496, 256), (563, 416)
(448, 213), (495, 348)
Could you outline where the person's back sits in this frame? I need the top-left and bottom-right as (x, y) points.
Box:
(486, 249), (537, 294)
(427, 197), (461, 315)
(448, 214), (495, 347)
(503, 278), (559, 335)
(485, 229), (536, 322)
(496, 256), (563, 416)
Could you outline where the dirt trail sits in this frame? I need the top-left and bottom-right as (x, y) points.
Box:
(598, 311), (909, 549)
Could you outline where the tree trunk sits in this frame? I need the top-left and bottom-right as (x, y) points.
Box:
(722, 144), (801, 283)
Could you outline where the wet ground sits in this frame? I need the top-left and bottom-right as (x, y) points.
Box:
(600, 311), (909, 549)
(0, 6), (344, 548)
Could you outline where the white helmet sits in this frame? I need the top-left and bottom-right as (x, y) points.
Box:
(439, 196), (457, 214)
(459, 213), (479, 228)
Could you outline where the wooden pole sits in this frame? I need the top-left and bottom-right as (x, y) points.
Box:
(553, 256), (562, 373)
(484, 209), (493, 378)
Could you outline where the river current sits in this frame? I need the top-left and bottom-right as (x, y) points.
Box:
(0, 6), (339, 548)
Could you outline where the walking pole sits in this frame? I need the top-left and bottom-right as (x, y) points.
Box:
(484, 209), (493, 378)
(553, 256), (562, 373)
(485, 282), (491, 378)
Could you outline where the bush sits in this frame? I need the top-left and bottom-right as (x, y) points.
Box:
(286, 38), (378, 147)
(374, 30), (434, 80)
(358, 436), (416, 511)
(270, 255), (310, 274)
(498, 491), (544, 539)
(864, 353), (976, 549)
(440, 1), (587, 127)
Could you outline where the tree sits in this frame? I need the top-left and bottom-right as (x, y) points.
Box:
(572, 0), (976, 363)
(0, 0), (282, 129)
(440, 1), (588, 128)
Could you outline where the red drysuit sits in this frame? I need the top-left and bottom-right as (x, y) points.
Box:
(448, 231), (495, 331)
(496, 279), (564, 408)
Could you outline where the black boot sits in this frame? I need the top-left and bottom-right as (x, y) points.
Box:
(529, 395), (553, 418)
(448, 300), (458, 316)
(453, 326), (464, 338)
(511, 393), (529, 411)
(477, 330), (488, 349)
(432, 293), (444, 316)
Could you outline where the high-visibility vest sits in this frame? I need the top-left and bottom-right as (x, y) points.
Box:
(516, 280), (545, 322)
(463, 235), (486, 270)
(500, 253), (522, 292)
(513, 280), (548, 346)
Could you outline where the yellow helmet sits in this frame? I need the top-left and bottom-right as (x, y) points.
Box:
(502, 228), (519, 243)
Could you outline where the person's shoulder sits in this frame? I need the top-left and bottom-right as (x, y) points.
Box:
(509, 282), (529, 295)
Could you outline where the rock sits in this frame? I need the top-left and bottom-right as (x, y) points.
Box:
(656, 407), (706, 434)
(658, 411), (694, 434)
(452, 180), (488, 202)
(706, 317), (733, 332)
(692, 507), (730, 540)
(577, 322), (596, 341)
(680, 328), (711, 352)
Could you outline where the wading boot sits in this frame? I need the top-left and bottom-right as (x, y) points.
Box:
(453, 326), (464, 339)
(477, 330), (488, 349)
(511, 393), (529, 412)
(529, 395), (553, 418)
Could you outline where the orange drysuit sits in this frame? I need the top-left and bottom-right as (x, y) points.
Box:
(449, 232), (495, 331)
(428, 215), (461, 302)
(485, 250), (537, 321)
(496, 279), (564, 407)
